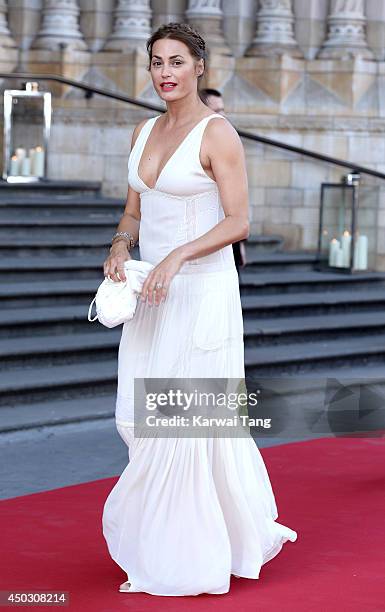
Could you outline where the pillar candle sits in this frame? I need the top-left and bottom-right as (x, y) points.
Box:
(335, 246), (344, 267)
(29, 147), (36, 175)
(9, 155), (19, 175)
(34, 146), (44, 176)
(329, 239), (340, 266)
(15, 147), (26, 162)
(340, 230), (351, 267)
(21, 157), (31, 176)
(354, 235), (368, 270)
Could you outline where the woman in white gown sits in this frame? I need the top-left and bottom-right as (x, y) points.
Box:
(102, 22), (297, 597)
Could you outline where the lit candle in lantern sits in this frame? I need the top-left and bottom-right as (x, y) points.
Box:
(340, 230), (351, 267)
(33, 147), (44, 176)
(9, 155), (19, 175)
(33, 146), (44, 176)
(29, 147), (36, 175)
(354, 234), (368, 270)
(329, 238), (340, 266)
(335, 246), (344, 267)
(15, 147), (26, 163)
(21, 156), (31, 176)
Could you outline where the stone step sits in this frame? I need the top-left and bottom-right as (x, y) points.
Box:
(0, 216), (121, 226)
(0, 330), (121, 369)
(0, 249), (140, 282)
(0, 279), (99, 308)
(0, 394), (116, 434)
(0, 195), (122, 207)
(245, 234), (284, 253)
(0, 179), (103, 197)
(0, 256), (104, 270)
(245, 362), (385, 383)
(240, 269), (385, 294)
(0, 233), (111, 245)
(241, 288), (385, 317)
(0, 304), (100, 337)
(0, 196), (123, 220)
(0, 228), (114, 241)
(0, 245), (113, 258)
(0, 359), (117, 407)
(244, 333), (385, 375)
(243, 251), (319, 271)
(243, 311), (385, 346)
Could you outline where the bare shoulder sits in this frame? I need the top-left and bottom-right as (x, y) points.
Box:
(204, 116), (243, 157)
(130, 116), (154, 150)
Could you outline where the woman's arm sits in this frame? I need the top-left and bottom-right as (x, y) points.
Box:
(176, 118), (249, 264)
(103, 119), (146, 282)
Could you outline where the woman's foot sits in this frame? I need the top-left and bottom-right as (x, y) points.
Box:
(119, 579), (132, 592)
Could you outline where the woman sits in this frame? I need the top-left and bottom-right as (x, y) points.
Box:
(102, 22), (297, 597)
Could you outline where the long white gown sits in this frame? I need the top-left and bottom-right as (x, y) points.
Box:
(102, 113), (297, 596)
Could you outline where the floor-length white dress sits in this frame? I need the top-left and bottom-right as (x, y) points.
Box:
(102, 113), (297, 596)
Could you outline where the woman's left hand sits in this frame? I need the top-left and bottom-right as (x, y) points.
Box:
(140, 248), (184, 306)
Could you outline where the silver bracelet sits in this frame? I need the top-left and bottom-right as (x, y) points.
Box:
(111, 231), (136, 250)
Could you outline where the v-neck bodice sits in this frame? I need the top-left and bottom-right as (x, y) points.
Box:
(128, 113), (225, 197)
(127, 113), (235, 274)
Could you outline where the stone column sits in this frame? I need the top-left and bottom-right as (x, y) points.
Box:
(294, 0), (328, 60)
(362, 0), (385, 60)
(151, 0), (186, 32)
(246, 0), (302, 57)
(318, 0), (373, 59)
(0, 0), (16, 48)
(79, 0), (114, 53)
(32, 0), (87, 50)
(104, 0), (152, 52)
(185, 0), (232, 56)
(7, 0), (42, 52)
(222, 0), (256, 58)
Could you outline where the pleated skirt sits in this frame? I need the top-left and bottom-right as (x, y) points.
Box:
(102, 266), (297, 596)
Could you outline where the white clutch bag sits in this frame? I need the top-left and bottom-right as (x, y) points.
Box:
(87, 259), (155, 328)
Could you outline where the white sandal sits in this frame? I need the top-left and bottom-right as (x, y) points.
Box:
(119, 580), (132, 593)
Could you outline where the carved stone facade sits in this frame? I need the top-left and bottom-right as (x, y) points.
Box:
(2, 0), (385, 268)
(185, 0), (231, 56)
(246, 0), (302, 57)
(104, 0), (152, 51)
(32, 0), (87, 51)
(318, 0), (373, 59)
(0, 0), (16, 48)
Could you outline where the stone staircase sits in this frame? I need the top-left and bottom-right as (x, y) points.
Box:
(240, 240), (385, 376)
(240, 237), (385, 439)
(1, 181), (385, 434)
(0, 182), (124, 432)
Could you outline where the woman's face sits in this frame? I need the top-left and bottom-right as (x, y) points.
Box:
(150, 38), (203, 101)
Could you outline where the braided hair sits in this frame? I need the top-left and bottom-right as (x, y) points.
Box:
(146, 22), (207, 79)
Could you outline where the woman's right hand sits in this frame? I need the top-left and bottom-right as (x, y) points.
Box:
(103, 241), (132, 282)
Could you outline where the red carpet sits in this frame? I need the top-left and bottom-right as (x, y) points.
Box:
(1, 436), (384, 611)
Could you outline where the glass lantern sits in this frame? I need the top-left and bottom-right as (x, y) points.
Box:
(2, 81), (51, 183)
(316, 173), (378, 273)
